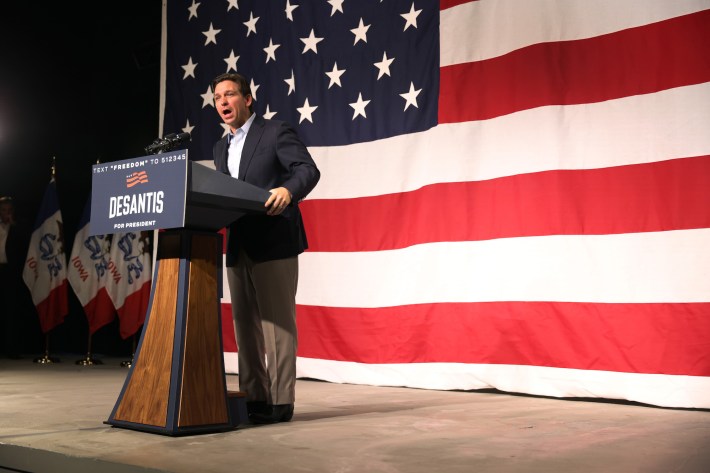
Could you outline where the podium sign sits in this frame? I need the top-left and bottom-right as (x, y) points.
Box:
(90, 150), (271, 236)
(89, 150), (189, 236)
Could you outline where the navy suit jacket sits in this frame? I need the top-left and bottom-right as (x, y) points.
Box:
(213, 115), (320, 264)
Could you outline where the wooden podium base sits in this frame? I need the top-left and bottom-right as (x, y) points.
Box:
(106, 229), (246, 435)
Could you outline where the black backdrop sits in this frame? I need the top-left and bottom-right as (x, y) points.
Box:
(0, 2), (162, 357)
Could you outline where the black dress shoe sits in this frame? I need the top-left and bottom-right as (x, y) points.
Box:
(249, 403), (294, 425)
(246, 401), (269, 415)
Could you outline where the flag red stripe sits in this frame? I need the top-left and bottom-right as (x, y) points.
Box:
(220, 304), (237, 351)
(117, 282), (151, 339)
(439, 0), (477, 10)
(82, 288), (116, 334)
(295, 302), (710, 376)
(34, 281), (69, 334)
(439, 10), (710, 123)
(302, 155), (710, 252)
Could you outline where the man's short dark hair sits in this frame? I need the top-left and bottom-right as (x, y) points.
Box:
(211, 73), (254, 113)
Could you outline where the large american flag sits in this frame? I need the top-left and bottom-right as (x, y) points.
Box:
(162, 0), (710, 408)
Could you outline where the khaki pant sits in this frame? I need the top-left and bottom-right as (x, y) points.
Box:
(226, 249), (298, 404)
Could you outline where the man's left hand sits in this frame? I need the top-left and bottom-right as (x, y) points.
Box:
(266, 187), (292, 216)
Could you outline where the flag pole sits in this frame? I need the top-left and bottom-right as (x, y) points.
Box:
(33, 333), (60, 364)
(76, 331), (103, 365)
(33, 158), (62, 365)
(120, 334), (137, 368)
(75, 157), (105, 366)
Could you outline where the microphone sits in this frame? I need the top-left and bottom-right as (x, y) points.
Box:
(165, 132), (191, 148)
(144, 132), (191, 155)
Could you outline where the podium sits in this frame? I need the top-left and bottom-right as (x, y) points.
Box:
(94, 156), (271, 435)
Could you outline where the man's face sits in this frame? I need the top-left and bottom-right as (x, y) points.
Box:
(214, 80), (253, 131)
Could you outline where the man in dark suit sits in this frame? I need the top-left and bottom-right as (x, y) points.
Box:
(211, 73), (320, 424)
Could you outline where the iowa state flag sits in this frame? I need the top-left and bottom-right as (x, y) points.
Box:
(104, 231), (153, 339)
(22, 177), (68, 333)
(162, 0), (710, 408)
(67, 198), (116, 334)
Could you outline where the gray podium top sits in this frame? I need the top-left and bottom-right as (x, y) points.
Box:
(185, 161), (270, 232)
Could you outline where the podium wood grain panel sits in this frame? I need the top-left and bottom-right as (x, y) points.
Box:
(178, 234), (228, 426)
(113, 248), (180, 426)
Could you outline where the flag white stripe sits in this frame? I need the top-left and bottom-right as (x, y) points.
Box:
(282, 229), (710, 308)
(308, 83), (710, 200)
(222, 353), (710, 409)
(441, 0), (710, 66)
(221, 229), (710, 306)
(296, 358), (710, 409)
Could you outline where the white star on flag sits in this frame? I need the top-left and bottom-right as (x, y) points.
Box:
(285, 0), (298, 21)
(263, 104), (277, 119)
(297, 98), (318, 123)
(187, 1), (200, 20)
(401, 2), (422, 31)
(250, 78), (260, 101)
(301, 29), (324, 54)
(182, 57), (198, 79)
(201, 85), (214, 108)
(182, 118), (195, 135)
(349, 93), (371, 120)
(285, 70), (296, 95)
(399, 81), (421, 110)
(202, 23), (221, 45)
(224, 50), (239, 72)
(264, 38), (280, 63)
(351, 18), (370, 45)
(325, 62), (346, 89)
(328, 0), (345, 16)
(244, 12), (259, 37)
(374, 52), (395, 80)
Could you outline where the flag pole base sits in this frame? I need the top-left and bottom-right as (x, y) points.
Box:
(76, 356), (103, 365)
(120, 335), (137, 368)
(36, 334), (59, 364)
(33, 355), (60, 364)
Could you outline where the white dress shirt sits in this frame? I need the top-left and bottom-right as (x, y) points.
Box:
(227, 113), (255, 178)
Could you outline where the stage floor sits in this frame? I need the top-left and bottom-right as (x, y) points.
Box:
(1, 356), (709, 473)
